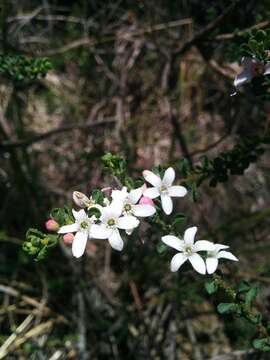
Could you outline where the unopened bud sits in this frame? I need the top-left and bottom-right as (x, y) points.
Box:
(63, 233), (74, 244)
(73, 191), (91, 208)
(45, 219), (59, 232)
(139, 196), (154, 206)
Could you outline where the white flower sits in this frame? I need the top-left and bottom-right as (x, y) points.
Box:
(161, 226), (215, 275)
(206, 244), (238, 274)
(111, 186), (156, 218)
(90, 199), (139, 251)
(143, 167), (187, 215)
(234, 57), (270, 88)
(58, 209), (94, 258)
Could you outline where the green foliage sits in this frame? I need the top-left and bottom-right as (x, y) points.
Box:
(205, 280), (218, 294)
(209, 275), (269, 348)
(23, 228), (58, 261)
(217, 302), (239, 314)
(102, 153), (134, 189)
(171, 213), (187, 228)
(253, 338), (270, 352)
(87, 206), (101, 218)
(240, 29), (270, 61)
(177, 135), (269, 192)
(156, 242), (168, 254)
(91, 189), (105, 205)
(0, 55), (52, 82)
(51, 206), (73, 227)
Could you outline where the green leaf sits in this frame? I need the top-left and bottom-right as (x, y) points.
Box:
(205, 281), (218, 295)
(217, 303), (238, 314)
(51, 206), (73, 226)
(91, 189), (105, 205)
(172, 213), (186, 227)
(87, 206), (101, 218)
(253, 338), (270, 351)
(238, 280), (251, 293)
(245, 287), (258, 306)
(156, 242), (168, 254)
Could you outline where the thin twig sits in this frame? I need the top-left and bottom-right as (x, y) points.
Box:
(0, 117), (115, 150)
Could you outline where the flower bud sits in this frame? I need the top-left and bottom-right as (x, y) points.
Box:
(45, 219), (59, 232)
(139, 196), (154, 206)
(63, 233), (74, 245)
(73, 191), (91, 208)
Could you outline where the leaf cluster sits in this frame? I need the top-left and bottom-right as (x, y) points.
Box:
(22, 228), (58, 261)
(178, 135), (269, 191)
(0, 55), (52, 82)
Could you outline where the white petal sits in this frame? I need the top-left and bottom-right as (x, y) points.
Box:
(143, 187), (160, 199)
(72, 209), (86, 221)
(170, 253), (187, 272)
(117, 215), (139, 230)
(143, 170), (162, 187)
(132, 204), (156, 217)
(168, 185), (187, 197)
(108, 230), (124, 251)
(234, 69), (253, 87)
(161, 235), (184, 251)
(110, 199), (124, 218)
(217, 251), (238, 261)
(206, 258), (219, 274)
(264, 62), (270, 75)
(241, 57), (253, 68)
(72, 231), (88, 258)
(194, 240), (215, 252)
(215, 244), (229, 252)
(111, 187), (128, 201)
(161, 194), (173, 215)
(58, 223), (79, 234)
(129, 187), (143, 204)
(189, 253), (206, 275)
(90, 224), (112, 239)
(184, 226), (197, 245)
(162, 167), (175, 186)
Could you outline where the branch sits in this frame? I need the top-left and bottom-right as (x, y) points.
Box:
(40, 18), (193, 56)
(173, 0), (243, 58)
(214, 20), (270, 41)
(0, 117), (115, 150)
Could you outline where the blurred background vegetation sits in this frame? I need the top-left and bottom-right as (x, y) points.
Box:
(0, 0), (270, 359)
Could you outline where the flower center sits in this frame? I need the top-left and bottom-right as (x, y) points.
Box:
(160, 184), (168, 194)
(80, 221), (88, 229)
(107, 218), (115, 227)
(207, 251), (217, 258)
(124, 203), (132, 212)
(184, 245), (193, 256)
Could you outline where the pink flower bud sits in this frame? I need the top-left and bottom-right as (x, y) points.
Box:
(139, 196), (154, 206)
(63, 233), (74, 245)
(45, 219), (59, 232)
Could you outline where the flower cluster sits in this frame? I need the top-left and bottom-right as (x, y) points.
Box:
(162, 227), (238, 275)
(58, 184), (156, 257)
(54, 166), (238, 276)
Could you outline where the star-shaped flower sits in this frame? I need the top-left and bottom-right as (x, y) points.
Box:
(234, 57), (270, 88)
(58, 209), (94, 258)
(143, 167), (187, 215)
(90, 200), (139, 251)
(161, 226), (214, 275)
(111, 186), (156, 218)
(206, 244), (238, 274)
